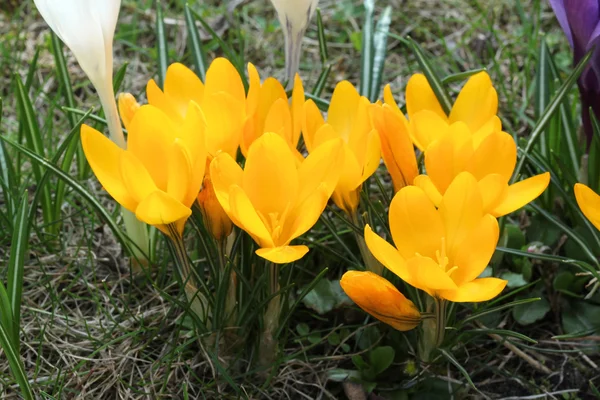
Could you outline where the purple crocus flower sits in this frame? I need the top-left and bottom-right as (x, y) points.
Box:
(549, 0), (600, 146)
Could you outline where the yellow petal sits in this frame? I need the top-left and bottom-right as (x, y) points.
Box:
(438, 172), (483, 255)
(490, 172), (550, 217)
(438, 277), (507, 303)
(356, 129), (381, 185)
(229, 185), (275, 248)
(80, 125), (136, 211)
(178, 102), (208, 203)
(197, 168), (233, 241)
(468, 131), (516, 183)
(127, 105), (179, 191)
(328, 81), (361, 138)
(117, 93), (140, 132)
(449, 72), (498, 132)
(264, 98), (294, 147)
(364, 225), (411, 283)
(167, 139), (193, 206)
(373, 104), (418, 192)
(302, 99), (325, 152)
(477, 174), (507, 212)
(146, 79), (184, 124)
(242, 132), (298, 217)
(410, 110), (450, 151)
(164, 63), (204, 117)
(284, 184), (330, 244)
(135, 190), (192, 233)
(119, 151), (158, 203)
(406, 74), (447, 121)
(575, 183), (600, 231)
(291, 73), (305, 146)
(423, 133), (457, 195)
(389, 185), (444, 260)
(383, 84), (402, 115)
(472, 116), (502, 147)
(203, 92), (245, 158)
(204, 57), (245, 104)
(250, 77), (287, 148)
(413, 175), (443, 206)
(407, 255), (458, 292)
(256, 245), (309, 264)
(210, 152), (244, 216)
(340, 271), (421, 331)
(332, 145), (363, 214)
(450, 214), (499, 286)
(246, 62), (261, 116)
(297, 138), (344, 204)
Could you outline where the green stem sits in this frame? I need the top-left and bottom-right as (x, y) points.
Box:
(167, 225), (208, 329)
(218, 239), (237, 326)
(350, 211), (383, 275)
(434, 298), (447, 347)
(259, 262), (281, 367)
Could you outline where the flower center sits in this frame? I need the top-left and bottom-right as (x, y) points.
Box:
(436, 237), (458, 277)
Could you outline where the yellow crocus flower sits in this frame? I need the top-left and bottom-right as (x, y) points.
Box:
(243, 63), (305, 157)
(303, 81), (381, 215)
(210, 133), (344, 264)
(384, 71), (500, 151)
(340, 270), (421, 331)
(81, 103), (208, 238)
(414, 122), (550, 217)
(575, 183), (600, 230)
(146, 59), (246, 158)
(365, 172), (507, 303)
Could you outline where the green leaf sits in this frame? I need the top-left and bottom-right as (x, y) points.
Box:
(184, 4), (207, 82)
(499, 271), (528, 289)
(561, 300), (600, 338)
(359, 0), (375, 98)
(0, 322), (34, 400)
(512, 293), (550, 326)
(369, 346), (395, 375)
(155, 0), (168, 88)
(316, 8), (329, 64)
(369, 6), (392, 102)
(438, 348), (475, 388)
(301, 278), (352, 315)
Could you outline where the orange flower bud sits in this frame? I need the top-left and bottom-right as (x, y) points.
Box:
(117, 92), (140, 132)
(198, 166), (233, 242)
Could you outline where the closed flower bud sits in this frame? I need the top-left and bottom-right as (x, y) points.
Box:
(198, 166), (233, 242)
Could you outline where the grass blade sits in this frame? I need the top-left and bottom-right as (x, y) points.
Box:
(512, 49), (592, 183)
(14, 74), (54, 232)
(0, 322), (34, 400)
(316, 8), (329, 64)
(7, 191), (29, 346)
(438, 348), (475, 388)
(185, 3), (207, 82)
(369, 6), (391, 102)
(312, 65), (331, 97)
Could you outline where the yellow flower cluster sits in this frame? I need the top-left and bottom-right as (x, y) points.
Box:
(80, 60), (551, 332)
(341, 73), (550, 331)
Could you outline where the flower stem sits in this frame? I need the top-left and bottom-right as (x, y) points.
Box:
(350, 211), (383, 275)
(259, 262), (280, 367)
(218, 239), (237, 326)
(434, 298), (447, 347)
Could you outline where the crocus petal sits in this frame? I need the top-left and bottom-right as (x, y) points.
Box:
(256, 245), (309, 264)
(297, 138), (344, 204)
(332, 145), (363, 214)
(450, 215), (499, 286)
(80, 124), (136, 211)
(490, 172), (551, 217)
(575, 183), (600, 231)
(340, 271), (421, 332)
(166, 140), (193, 205)
(117, 93), (140, 132)
(477, 174), (507, 212)
(146, 79), (184, 124)
(291, 73), (305, 145)
(210, 153), (244, 215)
(364, 225), (412, 284)
(178, 102), (208, 203)
(119, 151), (158, 203)
(203, 92), (245, 158)
(407, 255), (458, 292)
(389, 186), (444, 260)
(548, 0), (573, 47)
(383, 84), (403, 115)
(127, 105), (178, 191)
(439, 172), (483, 255)
(406, 74), (447, 121)
(413, 175), (443, 206)
(284, 184), (330, 244)
(410, 110), (450, 151)
(449, 72), (498, 132)
(328, 81), (361, 138)
(438, 277), (507, 303)
(135, 190), (191, 229)
(229, 185), (275, 248)
(472, 116), (502, 147)
(164, 63), (204, 117)
(302, 99), (325, 152)
(204, 57), (246, 104)
(359, 129), (382, 183)
(264, 98), (294, 147)
(468, 131), (516, 183)
(242, 132), (299, 217)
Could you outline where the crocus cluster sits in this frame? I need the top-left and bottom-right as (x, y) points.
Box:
(341, 72), (551, 334)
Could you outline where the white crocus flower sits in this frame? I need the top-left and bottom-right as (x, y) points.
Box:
(270, 0), (319, 83)
(34, 0), (151, 266)
(33, 0), (126, 149)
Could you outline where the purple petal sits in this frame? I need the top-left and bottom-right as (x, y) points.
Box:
(549, 0), (574, 47)
(564, 0), (600, 60)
